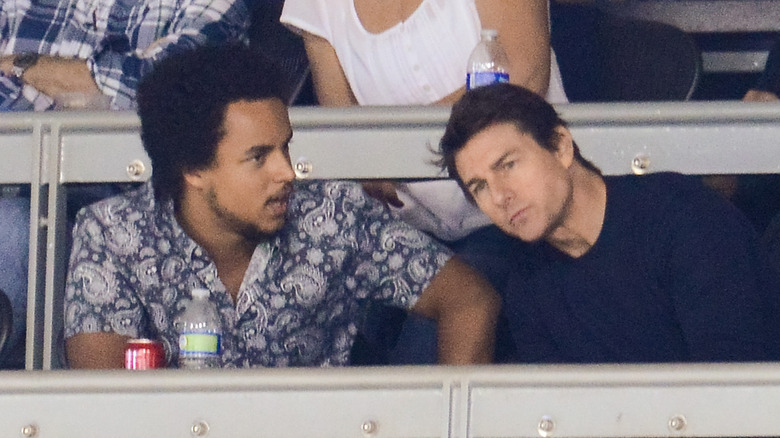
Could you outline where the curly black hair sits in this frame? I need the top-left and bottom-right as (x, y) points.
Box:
(136, 43), (289, 203)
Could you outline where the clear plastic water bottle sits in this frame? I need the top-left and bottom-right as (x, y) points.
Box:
(174, 288), (222, 369)
(466, 29), (510, 90)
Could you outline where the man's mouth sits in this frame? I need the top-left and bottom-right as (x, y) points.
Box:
(267, 187), (292, 212)
(509, 206), (529, 226)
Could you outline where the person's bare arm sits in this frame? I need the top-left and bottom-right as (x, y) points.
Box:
(434, 86), (467, 106)
(298, 32), (405, 206)
(0, 55), (101, 98)
(66, 332), (131, 369)
(743, 89), (779, 102)
(411, 257), (500, 364)
(300, 31), (358, 107)
(433, 0), (553, 105)
(476, 0), (552, 97)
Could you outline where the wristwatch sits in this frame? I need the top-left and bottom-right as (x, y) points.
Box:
(11, 52), (39, 80)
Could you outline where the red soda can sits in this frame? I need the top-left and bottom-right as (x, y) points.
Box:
(124, 338), (166, 370)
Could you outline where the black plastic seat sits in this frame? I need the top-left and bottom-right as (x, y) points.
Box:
(247, 0), (312, 105)
(551, 3), (701, 102)
(0, 288), (13, 360)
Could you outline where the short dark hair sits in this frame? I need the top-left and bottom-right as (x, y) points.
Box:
(438, 83), (600, 198)
(136, 43), (289, 202)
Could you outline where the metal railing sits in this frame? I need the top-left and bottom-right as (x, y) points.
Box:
(3, 362), (780, 437)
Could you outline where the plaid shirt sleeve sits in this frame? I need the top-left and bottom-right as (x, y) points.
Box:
(0, 77), (33, 111)
(90, 0), (253, 110)
(0, 0), (36, 111)
(0, 78), (58, 111)
(1, 0), (254, 112)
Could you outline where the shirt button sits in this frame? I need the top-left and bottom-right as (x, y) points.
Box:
(413, 65), (420, 72)
(423, 85), (431, 92)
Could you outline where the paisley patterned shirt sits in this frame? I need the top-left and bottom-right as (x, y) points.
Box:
(64, 180), (451, 368)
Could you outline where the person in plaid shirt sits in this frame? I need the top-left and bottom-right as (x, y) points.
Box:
(0, 0), (252, 110)
(0, 0), (255, 368)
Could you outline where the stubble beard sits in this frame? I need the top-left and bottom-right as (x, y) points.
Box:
(206, 187), (279, 244)
(539, 176), (576, 244)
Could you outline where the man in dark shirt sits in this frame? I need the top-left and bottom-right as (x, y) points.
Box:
(438, 82), (779, 363)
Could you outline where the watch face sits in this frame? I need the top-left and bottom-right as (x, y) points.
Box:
(15, 53), (39, 68)
(12, 52), (39, 77)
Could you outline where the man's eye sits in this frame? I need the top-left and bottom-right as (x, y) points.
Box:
(502, 160), (515, 170)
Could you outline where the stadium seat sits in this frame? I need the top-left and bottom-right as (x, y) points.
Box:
(552, 3), (701, 102)
(0, 288), (13, 363)
(247, 0), (312, 105)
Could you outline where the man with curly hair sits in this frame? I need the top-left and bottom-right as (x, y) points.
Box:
(0, 0), (254, 368)
(63, 44), (499, 368)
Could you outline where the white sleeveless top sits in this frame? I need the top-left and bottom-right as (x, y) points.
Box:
(281, 0), (567, 105)
(281, 0), (568, 241)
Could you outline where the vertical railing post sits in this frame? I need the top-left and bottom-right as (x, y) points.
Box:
(41, 122), (68, 370)
(24, 121), (46, 370)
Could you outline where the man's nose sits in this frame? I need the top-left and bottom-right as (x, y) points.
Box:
(490, 179), (513, 207)
(273, 151), (296, 182)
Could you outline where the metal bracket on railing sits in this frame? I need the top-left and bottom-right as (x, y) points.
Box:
(295, 157), (313, 179)
(631, 153), (651, 175)
(538, 415), (555, 437)
(126, 159), (146, 180)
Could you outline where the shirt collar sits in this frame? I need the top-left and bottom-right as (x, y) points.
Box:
(149, 182), (284, 311)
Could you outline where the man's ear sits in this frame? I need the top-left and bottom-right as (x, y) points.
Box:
(553, 125), (575, 169)
(183, 168), (207, 191)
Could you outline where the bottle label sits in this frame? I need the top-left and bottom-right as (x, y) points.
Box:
(179, 332), (221, 355)
(466, 72), (510, 90)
